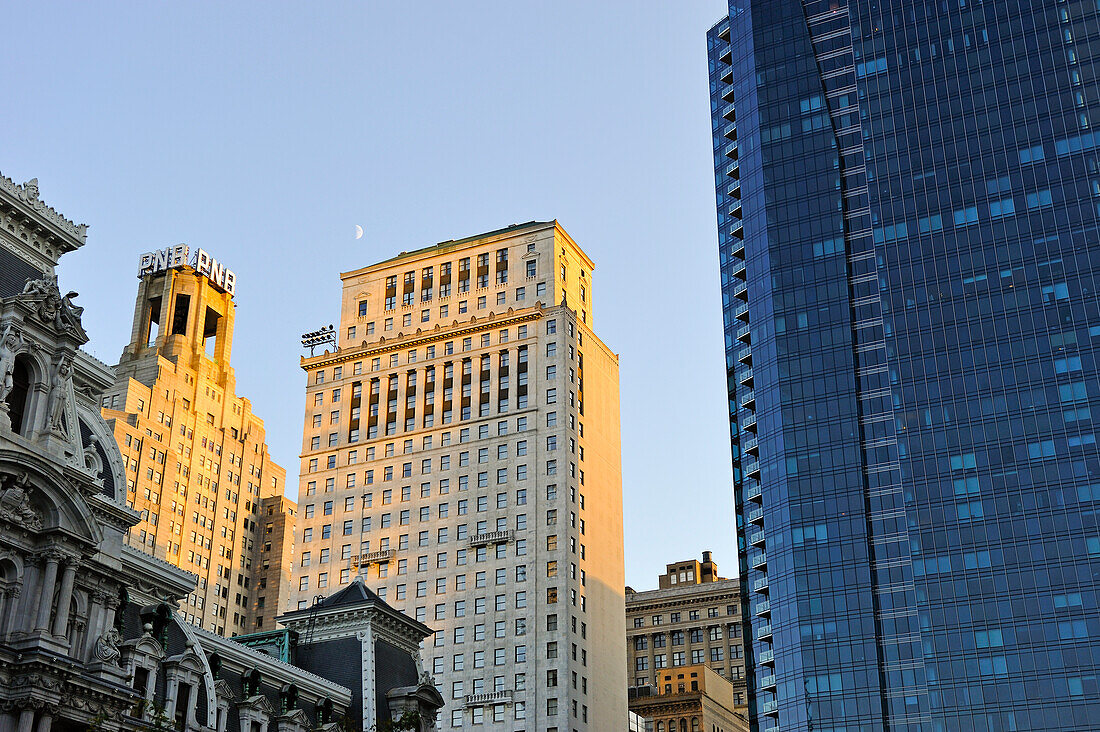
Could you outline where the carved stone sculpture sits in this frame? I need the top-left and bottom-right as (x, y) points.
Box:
(46, 356), (71, 433)
(94, 628), (123, 665)
(0, 471), (42, 530)
(83, 433), (103, 476)
(0, 324), (23, 404)
(16, 276), (86, 338)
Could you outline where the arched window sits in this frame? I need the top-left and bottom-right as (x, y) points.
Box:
(691, 717), (700, 732)
(5, 355), (32, 434)
(0, 557), (22, 626)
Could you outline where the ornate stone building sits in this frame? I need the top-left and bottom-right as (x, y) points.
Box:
(0, 172), (441, 732)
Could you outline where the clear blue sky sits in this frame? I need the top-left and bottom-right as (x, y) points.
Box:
(2, 2), (732, 589)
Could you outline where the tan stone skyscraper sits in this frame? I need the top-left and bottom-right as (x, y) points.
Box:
(289, 221), (626, 730)
(101, 248), (294, 637)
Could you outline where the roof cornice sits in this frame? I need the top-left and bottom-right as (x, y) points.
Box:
(300, 306), (549, 371)
(0, 173), (87, 265)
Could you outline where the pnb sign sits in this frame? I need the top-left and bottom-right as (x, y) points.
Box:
(138, 245), (237, 296)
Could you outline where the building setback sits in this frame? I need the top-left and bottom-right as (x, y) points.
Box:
(709, 1), (1100, 730)
(102, 253), (294, 636)
(626, 553), (747, 706)
(289, 220), (627, 730)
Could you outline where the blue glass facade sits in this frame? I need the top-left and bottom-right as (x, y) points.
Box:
(709, 2), (1100, 730)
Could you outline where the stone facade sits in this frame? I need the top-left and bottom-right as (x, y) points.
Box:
(288, 221), (627, 730)
(628, 665), (748, 732)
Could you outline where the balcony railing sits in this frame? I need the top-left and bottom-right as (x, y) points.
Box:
(355, 548), (396, 565)
(465, 690), (513, 706)
(467, 530), (515, 547)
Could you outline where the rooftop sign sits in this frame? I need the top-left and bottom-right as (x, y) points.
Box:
(138, 245), (237, 296)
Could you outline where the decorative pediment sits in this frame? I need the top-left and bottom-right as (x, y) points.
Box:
(122, 630), (166, 661)
(214, 678), (237, 703)
(239, 694), (277, 717)
(277, 708), (311, 728)
(167, 644), (208, 675)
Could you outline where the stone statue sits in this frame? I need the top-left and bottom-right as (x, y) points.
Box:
(0, 325), (22, 403)
(46, 356), (72, 433)
(59, 291), (84, 331)
(94, 628), (122, 664)
(20, 274), (51, 298)
(18, 276), (82, 335)
(0, 471), (42, 530)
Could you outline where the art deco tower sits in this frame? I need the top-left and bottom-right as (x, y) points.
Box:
(289, 221), (626, 730)
(102, 250), (294, 637)
(709, 2), (1100, 730)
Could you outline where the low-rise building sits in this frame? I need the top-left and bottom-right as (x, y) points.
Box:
(625, 552), (746, 705)
(628, 665), (747, 732)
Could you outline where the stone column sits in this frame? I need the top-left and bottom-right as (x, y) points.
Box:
(83, 592), (106, 659)
(15, 709), (34, 732)
(51, 561), (78, 636)
(164, 677), (178, 719)
(1, 589), (20, 636)
(34, 554), (60, 631)
(0, 711), (18, 732)
(33, 715), (50, 732)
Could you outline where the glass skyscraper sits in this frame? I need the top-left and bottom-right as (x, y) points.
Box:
(708, 2), (1100, 730)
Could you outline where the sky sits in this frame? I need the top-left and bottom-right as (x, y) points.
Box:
(2, 1), (732, 590)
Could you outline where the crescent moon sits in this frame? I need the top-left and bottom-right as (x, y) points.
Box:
(355, 225), (364, 240)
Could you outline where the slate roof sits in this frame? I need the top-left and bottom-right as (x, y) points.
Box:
(314, 575), (382, 610)
(0, 248), (45, 299)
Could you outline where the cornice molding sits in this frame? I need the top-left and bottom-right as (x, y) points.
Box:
(0, 174), (87, 260)
(300, 307), (549, 371)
